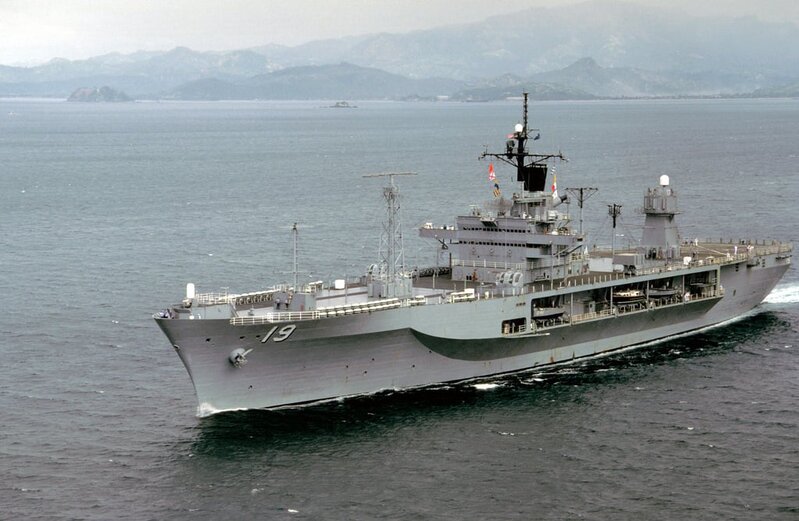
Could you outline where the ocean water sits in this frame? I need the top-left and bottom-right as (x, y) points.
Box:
(0, 98), (797, 520)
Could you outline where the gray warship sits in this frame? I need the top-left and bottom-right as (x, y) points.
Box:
(155, 94), (792, 416)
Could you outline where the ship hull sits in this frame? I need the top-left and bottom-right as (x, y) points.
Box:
(156, 257), (789, 416)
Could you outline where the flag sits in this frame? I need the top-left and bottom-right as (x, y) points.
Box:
(551, 172), (558, 199)
(533, 132), (541, 141)
(489, 163), (500, 197)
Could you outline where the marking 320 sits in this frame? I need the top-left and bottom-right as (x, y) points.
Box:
(260, 324), (297, 343)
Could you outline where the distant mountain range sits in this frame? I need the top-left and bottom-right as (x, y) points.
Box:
(0, 47), (277, 97)
(166, 62), (463, 100)
(1, 1), (798, 100)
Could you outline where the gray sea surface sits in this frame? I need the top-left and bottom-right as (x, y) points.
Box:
(0, 98), (797, 520)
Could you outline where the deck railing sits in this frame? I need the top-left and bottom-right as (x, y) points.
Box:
(571, 308), (615, 323)
(231, 311), (320, 325)
(451, 259), (529, 271)
(194, 292), (232, 305)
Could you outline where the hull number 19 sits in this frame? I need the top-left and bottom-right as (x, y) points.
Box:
(260, 324), (297, 343)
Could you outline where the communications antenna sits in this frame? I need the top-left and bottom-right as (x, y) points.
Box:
(565, 187), (599, 235)
(291, 222), (299, 290)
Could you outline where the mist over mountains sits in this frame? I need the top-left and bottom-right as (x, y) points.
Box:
(2, 1), (798, 100)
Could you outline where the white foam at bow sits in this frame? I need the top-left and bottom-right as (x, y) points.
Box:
(764, 284), (799, 304)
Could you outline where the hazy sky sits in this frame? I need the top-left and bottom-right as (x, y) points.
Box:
(2, 0), (797, 66)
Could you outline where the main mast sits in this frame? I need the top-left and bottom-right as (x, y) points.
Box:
(481, 92), (566, 194)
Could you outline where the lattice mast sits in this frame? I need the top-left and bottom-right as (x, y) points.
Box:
(364, 172), (416, 298)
